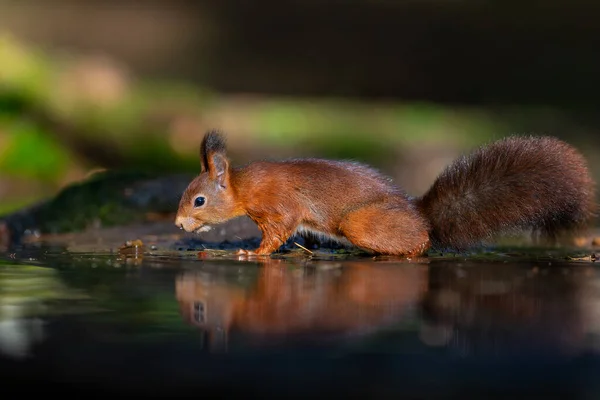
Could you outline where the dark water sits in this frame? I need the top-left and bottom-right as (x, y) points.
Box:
(2, 248), (600, 399)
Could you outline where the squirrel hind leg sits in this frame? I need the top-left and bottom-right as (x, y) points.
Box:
(339, 202), (431, 257)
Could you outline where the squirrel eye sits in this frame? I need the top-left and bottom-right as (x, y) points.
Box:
(194, 196), (206, 208)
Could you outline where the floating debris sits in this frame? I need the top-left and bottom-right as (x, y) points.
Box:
(118, 239), (145, 260)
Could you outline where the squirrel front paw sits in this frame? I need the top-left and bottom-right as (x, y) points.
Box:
(236, 248), (257, 256)
(236, 248), (274, 258)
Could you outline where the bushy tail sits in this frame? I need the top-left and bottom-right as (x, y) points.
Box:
(415, 136), (596, 250)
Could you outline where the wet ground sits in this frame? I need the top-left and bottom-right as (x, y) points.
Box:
(2, 225), (600, 399)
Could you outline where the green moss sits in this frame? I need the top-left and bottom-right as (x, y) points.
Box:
(0, 197), (41, 215)
(0, 117), (73, 181)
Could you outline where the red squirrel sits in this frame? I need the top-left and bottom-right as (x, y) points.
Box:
(175, 130), (596, 257)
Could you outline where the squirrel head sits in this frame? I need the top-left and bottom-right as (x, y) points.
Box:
(175, 130), (239, 233)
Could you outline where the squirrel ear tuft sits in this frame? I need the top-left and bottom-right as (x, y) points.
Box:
(199, 130), (230, 186)
(200, 129), (227, 173)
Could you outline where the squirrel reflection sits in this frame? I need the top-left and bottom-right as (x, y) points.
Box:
(176, 259), (596, 355)
(176, 259), (428, 350)
(420, 262), (594, 356)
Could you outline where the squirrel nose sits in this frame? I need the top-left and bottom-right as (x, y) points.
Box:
(175, 216), (185, 230)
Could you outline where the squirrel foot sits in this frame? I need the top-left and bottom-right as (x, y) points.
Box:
(236, 248), (272, 258)
(236, 248), (257, 256)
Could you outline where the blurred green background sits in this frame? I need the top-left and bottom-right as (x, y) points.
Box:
(1, 0), (599, 218)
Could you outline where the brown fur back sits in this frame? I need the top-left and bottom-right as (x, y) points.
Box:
(232, 158), (416, 235)
(417, 136), (596, 250)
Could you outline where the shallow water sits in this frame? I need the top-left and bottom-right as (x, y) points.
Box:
(2, 247), (600, 398)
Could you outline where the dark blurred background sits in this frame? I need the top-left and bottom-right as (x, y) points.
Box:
(1, 0), (599, 214)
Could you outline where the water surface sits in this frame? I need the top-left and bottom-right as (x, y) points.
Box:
(2, 248), (600, 398)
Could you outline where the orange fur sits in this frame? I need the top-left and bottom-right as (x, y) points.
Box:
(176, 261), (428, 349)
(175, 130), (596, 256)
